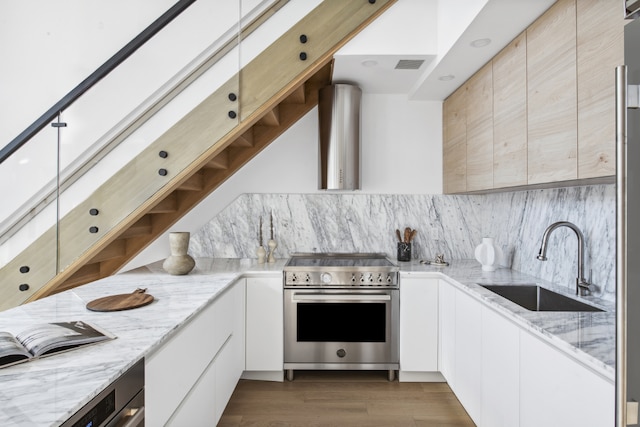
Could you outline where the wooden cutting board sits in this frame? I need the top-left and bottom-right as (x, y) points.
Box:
(86, 288), (154, 312)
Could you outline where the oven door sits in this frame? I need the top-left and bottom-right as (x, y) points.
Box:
(284, 288), (399, 368)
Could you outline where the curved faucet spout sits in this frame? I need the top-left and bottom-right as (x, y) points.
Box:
(537, 221), (590, 296)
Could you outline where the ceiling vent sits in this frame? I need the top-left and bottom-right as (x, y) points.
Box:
(394, 59), (424, 70)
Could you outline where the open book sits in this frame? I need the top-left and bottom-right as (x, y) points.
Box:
(0, 320), (115, 369)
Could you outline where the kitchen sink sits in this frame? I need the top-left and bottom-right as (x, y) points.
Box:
(479, 284), (604, 312)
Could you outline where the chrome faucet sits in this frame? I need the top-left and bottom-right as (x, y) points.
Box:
(536, 221), (591, 296)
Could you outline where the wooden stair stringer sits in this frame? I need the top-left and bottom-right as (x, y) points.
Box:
(0, 0), (398, 309)
(48, 63), (332, 296)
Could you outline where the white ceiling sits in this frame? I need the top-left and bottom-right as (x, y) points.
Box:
(333, 0), (557, 101)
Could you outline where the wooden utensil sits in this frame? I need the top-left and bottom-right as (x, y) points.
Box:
(409, 229), (418, 242)
(404, 227), (411, 243)
(396, 229), (403, 243)
(86, 288), (154, 312)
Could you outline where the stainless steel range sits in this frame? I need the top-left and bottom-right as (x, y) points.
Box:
(283, 253), (399, 381)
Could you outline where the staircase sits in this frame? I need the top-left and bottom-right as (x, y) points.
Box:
(0, 0), (396, 311)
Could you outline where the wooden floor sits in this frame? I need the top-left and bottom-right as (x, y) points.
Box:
(218, 371), (476, 427)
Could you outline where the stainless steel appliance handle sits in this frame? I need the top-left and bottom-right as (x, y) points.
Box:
(292, 294), (391, 302)
(106, 405), (145, 427)
(616, 64), (636, 427)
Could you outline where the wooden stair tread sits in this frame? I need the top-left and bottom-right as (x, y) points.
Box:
(205, 151), (230, 169)
(178, 172), (204, 191)
(231, 129), (254, 148)
(90, 239), (126, 263)
(149, 193), (178, 213)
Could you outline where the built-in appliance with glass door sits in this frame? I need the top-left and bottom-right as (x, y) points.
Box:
(283, 253), (399, 381)
(617, 2), (640, 425)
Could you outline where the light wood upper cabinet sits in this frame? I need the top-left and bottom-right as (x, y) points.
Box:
(577, 0), (625, 179)
(526, 0), (577, 185)
(442, 0), (621, 193)
(493, 32), (528, 188)
(466, 62), (494, 191)
(443, 85), (467, 193)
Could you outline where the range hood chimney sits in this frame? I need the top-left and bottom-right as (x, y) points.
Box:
(318, 83), (362, 190)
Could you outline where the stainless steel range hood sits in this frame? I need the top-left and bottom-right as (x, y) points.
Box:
(318, 83), (362, 190)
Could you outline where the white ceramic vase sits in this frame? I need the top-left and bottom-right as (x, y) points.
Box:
(267, 239), (277, 263)
(257, 245), (267, 264)
(474, 237), (503, 272)
(162, 232), (196, 275)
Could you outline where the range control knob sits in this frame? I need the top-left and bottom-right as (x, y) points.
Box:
(291, 273), (298, 283)
(305, 274), (311, 283)
(367, 274), (374, 283)
(351, 274), (357, 283)
(387, 274), (393, 283)
(321, 272), (332, 284)
(377, 274), (383, 282)
(360, 274), (365, 283)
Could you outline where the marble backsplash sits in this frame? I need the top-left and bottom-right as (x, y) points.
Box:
(190, 184), (615, 300)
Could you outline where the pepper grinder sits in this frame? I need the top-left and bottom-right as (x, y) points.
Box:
(257, 216), (266, 264)
(267, 212), (277, 263)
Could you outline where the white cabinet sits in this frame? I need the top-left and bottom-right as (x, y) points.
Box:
(146, 280), (245, 426)
(437, 279), (614, 427)
(399, 276), (439, 380)
(519, 330), (614, 427)
(245, 277), (283, 377)
(453, 289), (483, 425)
(438, 279), (456, 388)
(481, 305), (520, 427)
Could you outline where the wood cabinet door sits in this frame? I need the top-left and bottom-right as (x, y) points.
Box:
(466, 62), (494, 191)
(526, 0), (577, 185)
(443, 85), (467, 193)
(493, 32), (527, 188)
(577, 0), (624, 179)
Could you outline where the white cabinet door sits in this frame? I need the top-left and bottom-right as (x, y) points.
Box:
(246, 277), (283, 371)
(399, 277), (439, 372)
(439, 280), (456, 387)
(520, 330), (615, 427)
(481, 305), (520, 427)
(145, 281), (244, 426)
(166, 349), (218, 427)
(454, 289), (483, 425)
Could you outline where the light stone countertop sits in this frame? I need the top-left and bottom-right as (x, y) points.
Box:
(398, 259), (615, 381)
(0, 257), (615, 426)
(0, 258), (285, 427)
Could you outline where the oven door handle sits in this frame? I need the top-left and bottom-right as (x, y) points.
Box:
(292, 294), (391, 302)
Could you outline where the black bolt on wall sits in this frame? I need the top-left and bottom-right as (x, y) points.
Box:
(19, 266), (30, 274)
(158, 168), (168, 176)
(228, 93), (237, 101)
(18, 284), (29, 292)
(89, 226), (99, 233)
(89, 208), (99, 216)
(228, 111), (237, 119)
(159, 150), (168, 158)
(299, 52), (307, 61)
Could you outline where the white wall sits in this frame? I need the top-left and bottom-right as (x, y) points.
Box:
(0, 0), (175, 145)
(124, 94), (443, 269)
(336, 0), (437, 55)
(436, 0), (489, 55)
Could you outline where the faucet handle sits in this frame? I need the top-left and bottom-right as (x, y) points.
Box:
(577, 271), (592, 296)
